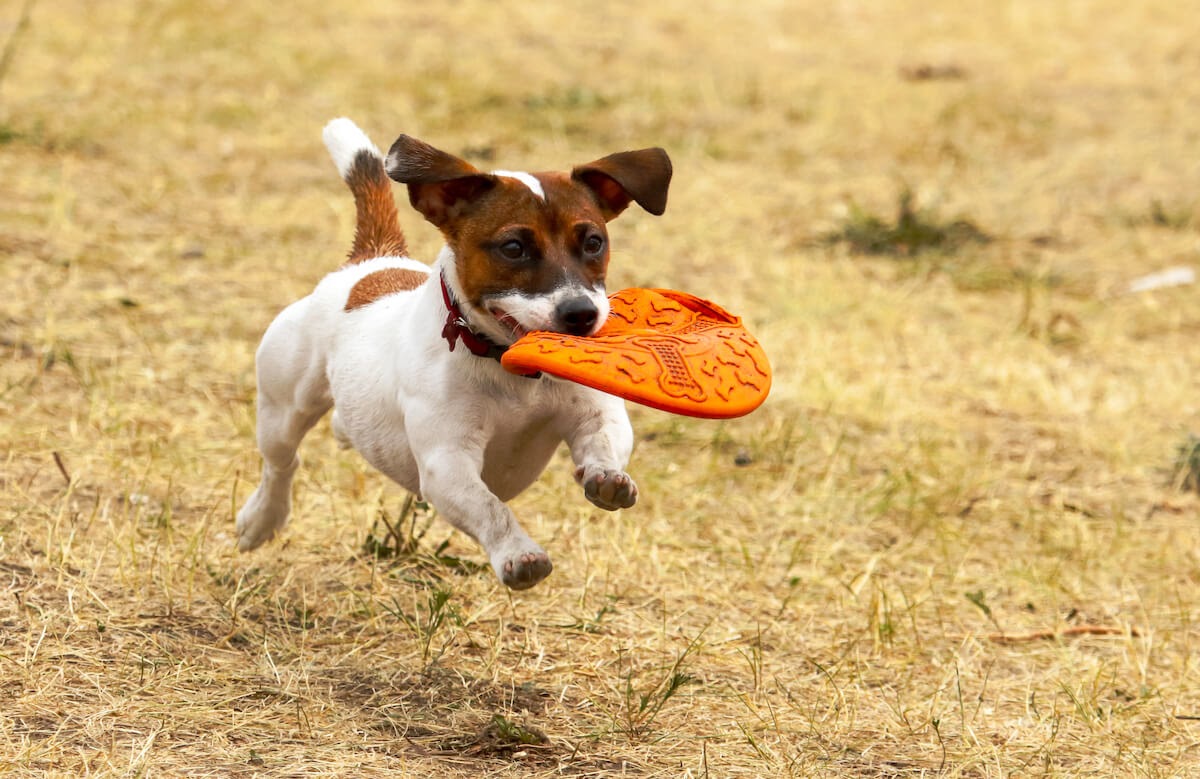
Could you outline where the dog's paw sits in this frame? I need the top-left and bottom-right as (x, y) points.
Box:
(575, 466), (638, 511)
(235, 487), (290, 552)
(497, 550), (554, 590)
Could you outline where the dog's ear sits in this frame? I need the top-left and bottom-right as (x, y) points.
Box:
(386, 135), (496, 229)
(572, 148), (672, 221)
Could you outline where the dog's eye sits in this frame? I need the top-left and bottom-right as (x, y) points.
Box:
(582, 234), (605, 256)
(498, 240), (525, 260)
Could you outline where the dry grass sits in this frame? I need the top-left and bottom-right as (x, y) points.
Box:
(3, 0), (1200, 776)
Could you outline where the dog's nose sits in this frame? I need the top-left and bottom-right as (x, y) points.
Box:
(557, 298), (599, 336)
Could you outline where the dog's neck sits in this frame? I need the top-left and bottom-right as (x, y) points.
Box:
(431, 247), (511, 362)
(432, 249), (544, 379)
(438, 270), (507, 361)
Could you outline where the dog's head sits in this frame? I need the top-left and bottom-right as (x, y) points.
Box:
(385, 135), (672, 344)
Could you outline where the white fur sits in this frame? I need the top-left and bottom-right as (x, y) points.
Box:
(492, 170), (546, 200)
(323, 117), (384, 178)
(236, 129), (637, 591)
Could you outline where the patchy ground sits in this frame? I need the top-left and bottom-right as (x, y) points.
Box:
(2, 1), (1199, 776)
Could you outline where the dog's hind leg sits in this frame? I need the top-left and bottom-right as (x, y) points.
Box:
(236, 300), (333, 551)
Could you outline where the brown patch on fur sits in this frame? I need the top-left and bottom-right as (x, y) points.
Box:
(344, 268), (428, 311)
(344, 150), (408, 265)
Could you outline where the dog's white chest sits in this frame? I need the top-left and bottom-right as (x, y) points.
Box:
(479, 404), (564, 501)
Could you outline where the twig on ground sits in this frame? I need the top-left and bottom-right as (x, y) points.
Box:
(52, 451), (71, 486)
(986, 625), (1139, 644)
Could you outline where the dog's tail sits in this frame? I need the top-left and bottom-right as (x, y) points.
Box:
(323, 118), (408, 265)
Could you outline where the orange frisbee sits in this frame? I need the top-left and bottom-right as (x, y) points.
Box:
(501, 288), (771, 418)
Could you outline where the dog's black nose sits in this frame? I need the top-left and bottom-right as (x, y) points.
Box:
(557, 298), (599, 336)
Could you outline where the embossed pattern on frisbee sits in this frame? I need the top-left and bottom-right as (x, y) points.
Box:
(501, 289), (772, 419)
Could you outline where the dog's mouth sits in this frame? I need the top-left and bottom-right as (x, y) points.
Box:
(487, 306), (531, 340)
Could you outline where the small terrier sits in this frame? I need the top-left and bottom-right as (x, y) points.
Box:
(236, 119), (672, 589)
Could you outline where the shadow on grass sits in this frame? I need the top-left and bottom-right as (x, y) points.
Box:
(819, 188), (1091, 298)
(823, 188), (990, 258)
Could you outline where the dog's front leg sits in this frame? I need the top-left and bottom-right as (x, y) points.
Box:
(564, 394), (638, 511)
(411, 433), (553, 590)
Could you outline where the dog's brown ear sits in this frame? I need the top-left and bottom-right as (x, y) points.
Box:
(572, 148), (672, 221)
(386, 135), (495, 229)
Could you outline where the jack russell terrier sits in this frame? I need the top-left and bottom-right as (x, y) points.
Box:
(236, 118), (672, 590)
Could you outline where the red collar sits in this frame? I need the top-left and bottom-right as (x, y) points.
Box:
(439, 272), (509, 361)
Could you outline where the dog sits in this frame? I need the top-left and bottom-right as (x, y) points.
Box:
(235, 118), (672, 590)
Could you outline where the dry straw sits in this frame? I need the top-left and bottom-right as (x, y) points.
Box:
(2, 1), (1199, 776)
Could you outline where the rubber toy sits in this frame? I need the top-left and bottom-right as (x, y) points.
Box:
(501, 288), (771, 419)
